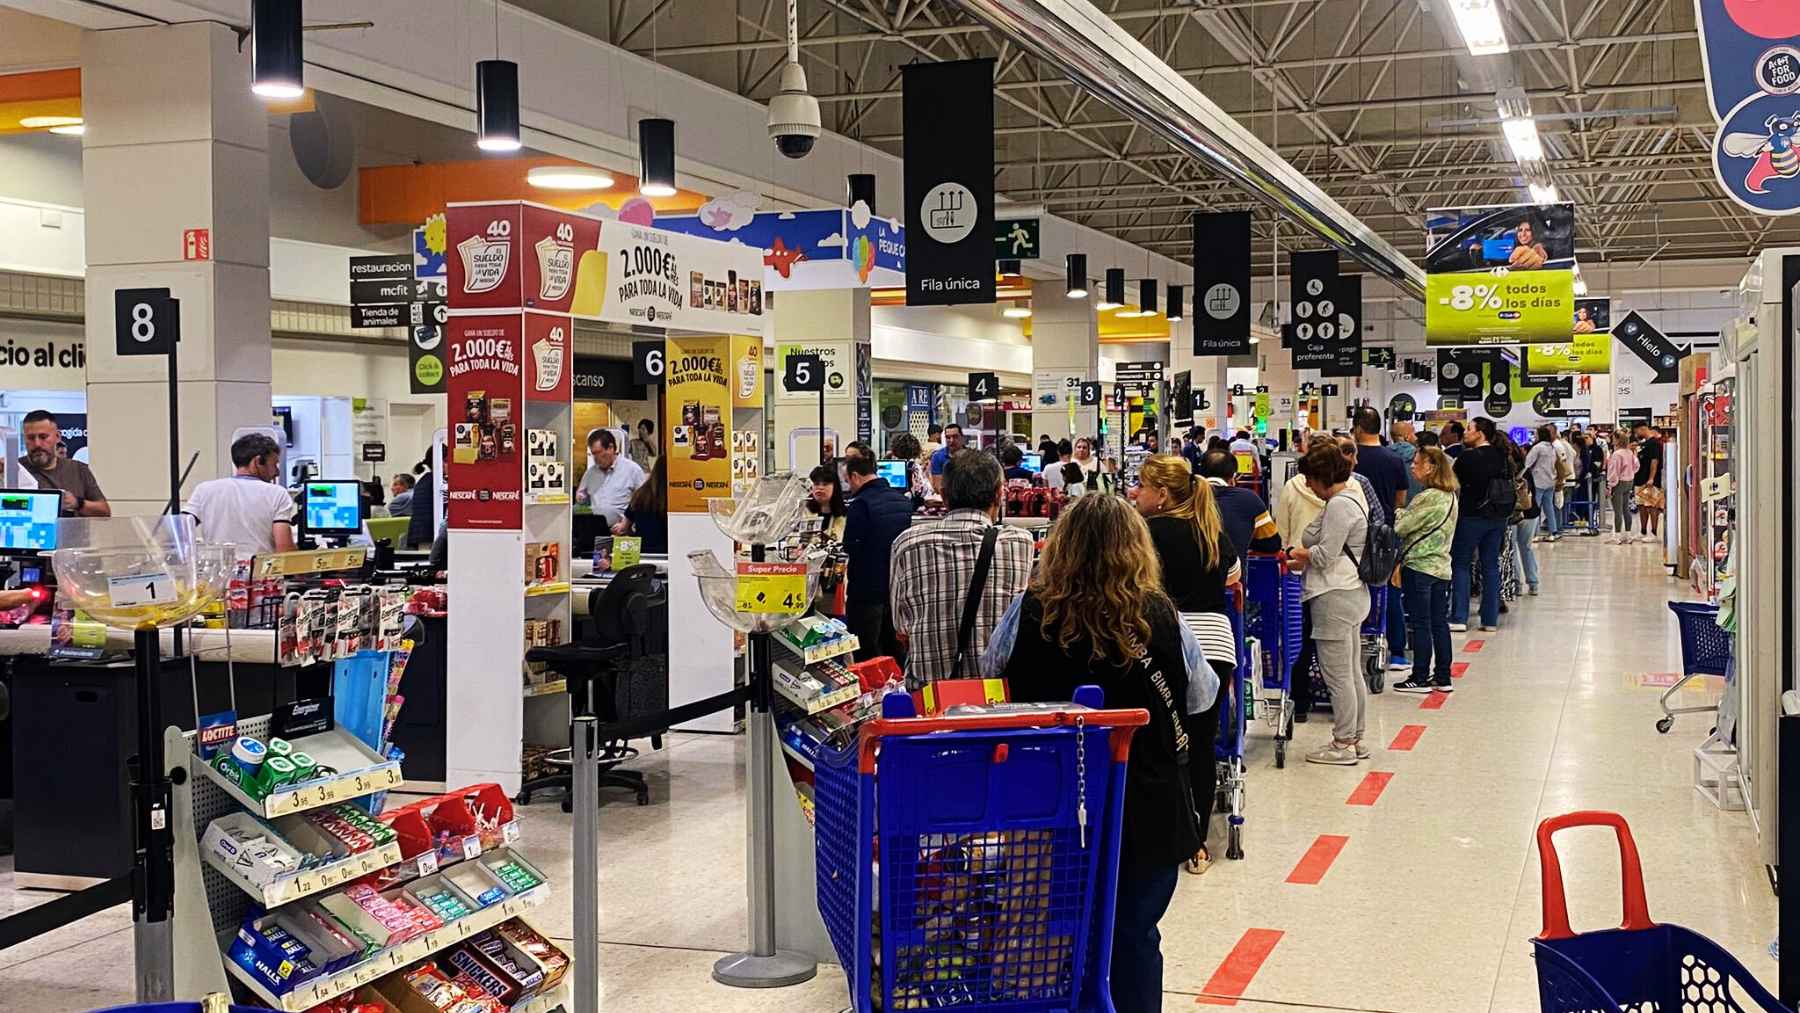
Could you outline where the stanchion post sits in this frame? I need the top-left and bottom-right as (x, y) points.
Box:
(713, 543), (817, 989)
(570, 704), (601, 1013)
(132, 626), (175, 1001)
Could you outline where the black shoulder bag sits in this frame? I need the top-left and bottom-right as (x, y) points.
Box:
(1136, 642), (1206, 859)
(948, 525), (1001, 680)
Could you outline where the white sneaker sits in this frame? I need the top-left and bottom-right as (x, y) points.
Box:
(1449, 622), (1468, 632)
(1305, 742), (1360, 766)
(1528, 585), (1540, 596)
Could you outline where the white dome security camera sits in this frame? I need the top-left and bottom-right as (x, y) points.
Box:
(768, 61), (821, 159)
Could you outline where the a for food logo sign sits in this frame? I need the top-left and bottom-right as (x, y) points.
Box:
(1698, 0), (1800, 214)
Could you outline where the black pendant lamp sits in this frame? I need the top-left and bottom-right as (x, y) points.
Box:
(997, 258), (1021, 278)
(475, 59), (521, 151)
(1138, 278), (1158, 316)
(1065, 253), (1088, 299)
(251, 0), (305, 99)
(847, 173), (876, 213)
(639, 118), (677, 197)
(1166, 284), (1184, 321)
(1101, 268), (1126, 309)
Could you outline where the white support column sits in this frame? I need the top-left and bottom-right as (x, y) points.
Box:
(1030, 280), (1098, 441)
(770, 289), (871, 472)
(81, 23), (272, 514)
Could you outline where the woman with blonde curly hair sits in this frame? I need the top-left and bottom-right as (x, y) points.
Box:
(983, 493), (1215, 1013)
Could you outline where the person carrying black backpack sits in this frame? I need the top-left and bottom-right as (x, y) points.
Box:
(1449, 417), (1514, 632)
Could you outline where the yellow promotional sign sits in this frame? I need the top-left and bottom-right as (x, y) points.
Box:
(734, 561), (808, 614)
(1523, 331), (1612, 375)
(731, 334), (764, 408)
(664, 334), (734, 512)
(1425, 271), (1575, 345)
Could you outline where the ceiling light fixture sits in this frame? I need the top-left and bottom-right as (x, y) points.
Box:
(1502, 117), (1542, 162)
(476, 60), (522, 151)
(49, 123), (85, 136)
(1098, 268), (1125, 310)
(1138, 278), (1158, 318)
(1448, 0), (1509, 55)
(20, 116), (82, 129)
(1065, 253), (1089, 299)
(1003, 304), (1032, 319)
(250, 0), (305, 99)
(1166, 284), (1184, 322)
(526, 165), (614, 190)
(847, 172), (876, 214)
(638, 118), (677, 197)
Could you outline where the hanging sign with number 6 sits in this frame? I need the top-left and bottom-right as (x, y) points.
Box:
(632, 340), (666, 386)
(114, 288), (179, 356)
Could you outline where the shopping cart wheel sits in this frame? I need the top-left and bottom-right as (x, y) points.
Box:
(1655, 715), (1674, 734)
(1226, 823), (1243, 861)
(1275, 739), (1287, 769)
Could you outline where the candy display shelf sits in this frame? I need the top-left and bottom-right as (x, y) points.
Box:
(220, 889), (550, 1011)
(198, 728), (403, 819)
(771, 627), (858, 666)
(523, 582), (572, 599)
(203, 836), (405, 909)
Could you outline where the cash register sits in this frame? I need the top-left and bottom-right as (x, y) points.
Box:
(296, 479), (366, 550)
(0, 488), (60, 624)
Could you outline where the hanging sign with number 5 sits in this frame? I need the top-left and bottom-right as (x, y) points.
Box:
(785, 354), (825, 393)
(114, 288), (179, 356)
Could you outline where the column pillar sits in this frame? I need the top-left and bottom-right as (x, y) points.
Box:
(81, 23), (271, 514)
(1029, 280), (1098, 441)
(770, 289), (871, 472)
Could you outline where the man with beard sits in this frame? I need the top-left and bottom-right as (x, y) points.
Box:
(19, 411), (108, 517)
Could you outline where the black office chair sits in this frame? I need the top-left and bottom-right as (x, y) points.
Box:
(517, 565), (668, 810)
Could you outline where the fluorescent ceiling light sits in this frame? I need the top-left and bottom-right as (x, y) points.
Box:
(1096, 301), (1120, 311)
(20, 116), (82, 129)
(1502, 117), (1543, 162)
(527, 165), (615, 190)
(1066, 286), (1089, 299)
(1449, 0), (1509, 55)
(1528, 183), (1559, 204)
(48, 123), (84, 136)
(1574, 278), (1589, 296)
(1003, 305), (1032, 319)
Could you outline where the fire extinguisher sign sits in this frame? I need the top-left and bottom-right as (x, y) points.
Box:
(182, 228), (211, 262)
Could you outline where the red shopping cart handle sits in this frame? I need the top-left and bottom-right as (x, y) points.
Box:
(856, 708), (1148, 773)
(1535, 810), (1656, 940)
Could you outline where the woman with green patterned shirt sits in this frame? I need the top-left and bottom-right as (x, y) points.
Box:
(1393, 446), (1461, 694)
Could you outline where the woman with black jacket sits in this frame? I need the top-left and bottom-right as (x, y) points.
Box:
(983, 493), (1216, 1013)
(1134, 453), (1239, 875)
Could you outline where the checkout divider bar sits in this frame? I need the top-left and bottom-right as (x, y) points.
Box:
(0, 873), (133, 951)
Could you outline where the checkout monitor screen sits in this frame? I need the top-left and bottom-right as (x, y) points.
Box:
(0, 489), (60, 553)
(1021, 452), (1043, 474)
(303, 481), (364, 535)
(877, 460), (908, 489)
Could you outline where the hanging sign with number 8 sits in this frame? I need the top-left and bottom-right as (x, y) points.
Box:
(114, 288), (178, 356)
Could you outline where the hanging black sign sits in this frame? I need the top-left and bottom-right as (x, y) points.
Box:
(1321, 275), (1363, 378)
(1321, 383), (1341, 396)
(1483, 360), (1513, 417)
(1077, 381), (1102, 407)
(967, 371), (1000, 400)
(1171, 370), (1193, 420)
(902, 58), (996, 306)
(1536, 375), (1574, 399)
(1532, 390), (1570, 418)
(114, 287), (178, 357)
(408, 324), (445, 394)
(1114, 360), (1165, 386)
(1387, 393), (1417, 420)
(1614, 311), (1681, 384)
(632, 340), (666, 386)
(1192, 211), (1252, 355)
(1437, 347), (1497, 399)
(1288, 250), (1339, 368)
(573, 356), (646, 401)
(1617, 407), (1653, 427)
(788, 355), (827, 393)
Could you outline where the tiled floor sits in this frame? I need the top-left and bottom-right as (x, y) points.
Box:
(0, 535), (1776, 1012)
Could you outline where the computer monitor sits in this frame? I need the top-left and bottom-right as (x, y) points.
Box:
(302, 480), (365, 536)
(876, 460), (908, 489)
(0, 489), (60, 554)
(1021, 452), (1043, 474)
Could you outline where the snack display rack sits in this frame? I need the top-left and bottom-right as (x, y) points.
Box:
(1695, 378), (1735, 601)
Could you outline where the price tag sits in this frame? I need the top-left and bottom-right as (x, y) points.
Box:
(415, 851), (440, 876)
(107, 572), (174, 607)
(461, 835), (482, 861)
(502, 821), (521, 844)
(734, 561), (808, 615)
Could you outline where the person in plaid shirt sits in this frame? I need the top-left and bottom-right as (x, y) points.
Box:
(890, 449), (1034, 686)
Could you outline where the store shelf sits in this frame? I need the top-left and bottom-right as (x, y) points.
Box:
(522, 679), (566, 698)
(204, 840), (404, 909)
(524, 582), (572, 598)
(511, 982), (569, 1013)
(772, 629), (859, 666)
(199, 745), (404, 819)
(222, 881), (550, 1011)
(778, 737), (815, 773)
(381, 823), (526, 891)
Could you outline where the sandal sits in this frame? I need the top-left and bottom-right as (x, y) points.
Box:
(1185, 845), (1212, 875)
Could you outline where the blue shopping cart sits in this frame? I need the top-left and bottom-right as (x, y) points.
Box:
(814, 688), (1147, 1012)
(1660, 601), (1733, 734)
(1245, 554), (1304, 768)
(1532, 811), (1790, 1012)
(1210, 592), (1251, 860)
(1361, 584), (1389, 696)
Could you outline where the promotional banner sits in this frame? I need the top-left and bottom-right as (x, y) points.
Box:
(521, 204), (603, 314)
(446, 314), (524, 530)
(731, 334), (764, 409)
(600, 221), (766, 332)
(1321, 274), (1363, 378)
(1288, 250), (1339, 368)
(775, 340), (852, 404)
(1424, 204), (1577, 344)
(1614, 310), (1683, 383)
(1192, 211), (1252, 355)
(1697, 0), (1800, 214)
(1524, 297), (1614, 376)
(902, 58), (996, 306)
(523, 311), (571, 403)
(447, 204), (527, 312)
(664, 335), (734, 512)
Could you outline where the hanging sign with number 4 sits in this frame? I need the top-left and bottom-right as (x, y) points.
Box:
(114, 288), (179, 356)
(968, 371), (999, 401)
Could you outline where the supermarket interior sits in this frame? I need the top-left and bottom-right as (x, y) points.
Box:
(1, 1), (1799, 1012)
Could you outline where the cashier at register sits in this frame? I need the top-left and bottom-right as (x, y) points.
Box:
(19, 410), (109, 517)
(574, 429), (646, 526)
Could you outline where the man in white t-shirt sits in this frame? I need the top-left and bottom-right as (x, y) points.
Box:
(184, 432), (297, 558)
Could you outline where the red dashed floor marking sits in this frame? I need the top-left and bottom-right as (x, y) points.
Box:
(1346, 770), (1394, 806)
(1420, 691), (1451, 710)
(1451, 661), (1470, 679)
(1389, 724), (1427, 751)
(1285, 834), (1350, 885)
(1464, 639), (1486, 653)
(1195, 928), (1285, 1006)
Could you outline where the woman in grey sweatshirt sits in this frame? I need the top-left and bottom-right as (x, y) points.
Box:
(1288, 441), (1370, 766)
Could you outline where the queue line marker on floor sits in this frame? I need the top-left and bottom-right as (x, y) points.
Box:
(1346, 771), (1394, 806)
(1285, 834), (1349, 885)
(1451, 661), (1470, 679)
(1195, 927), (1285, 1006)
(1389, 724), (1427, 751)
(1419, 691), (1450, 710)
(1464, 639), (1486, 653)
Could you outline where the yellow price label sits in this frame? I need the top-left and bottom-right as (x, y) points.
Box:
(613, 535), (642, 570)
(734, 562), (808, 615)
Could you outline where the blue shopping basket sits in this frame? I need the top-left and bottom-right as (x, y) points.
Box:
(86, 1004), (261, 1013)
(1533, 811), (1790, 1013)
(1658, 601), (1734, 734)
(814, 687), (1148, 1012)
